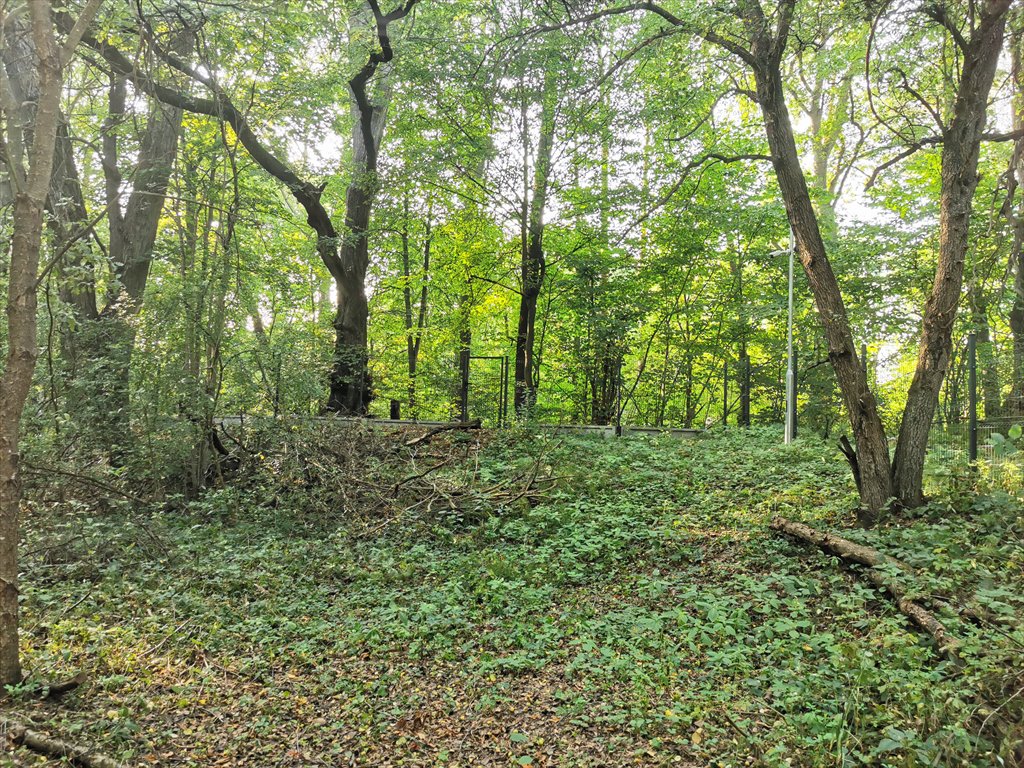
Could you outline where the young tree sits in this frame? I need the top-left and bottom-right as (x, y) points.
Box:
(0, 0), (103, 687)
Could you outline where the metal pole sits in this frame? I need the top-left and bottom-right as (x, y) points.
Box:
(615, 359), (623, 436)
(723, 359), (729, 426)
(968, 333), (977, 463)
(740, 352), (751, 427)
(786, 348), (794, 438)
(785, 227), (796, 444)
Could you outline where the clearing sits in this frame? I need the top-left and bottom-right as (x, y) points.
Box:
(6, 426), (1023, 766)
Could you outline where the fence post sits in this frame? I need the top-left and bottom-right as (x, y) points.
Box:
(615, 359), (623, 437)
(722, 360), (729, 426)
(740, 352), (751, 427)
(968, 333), (978, 463)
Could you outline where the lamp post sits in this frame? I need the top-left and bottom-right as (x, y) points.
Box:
(770, 229), (797, 444)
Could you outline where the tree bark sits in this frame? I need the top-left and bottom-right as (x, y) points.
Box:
(514, 70), (556, 416)
(892, 1), (1011, 507)
(0, 0), (103, 688)
(735, 2), (892, 522)
(1009, 18), (1024, 417)
(770, 517), (961, 661)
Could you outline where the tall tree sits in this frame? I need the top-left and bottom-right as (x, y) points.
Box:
(889, 0), (1012, 507)
(74, 0), (418, 415)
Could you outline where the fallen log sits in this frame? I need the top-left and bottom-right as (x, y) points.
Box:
(1, 719), (121, 767)
(404, 419), (481, 448)
(770, 516), (962, 662)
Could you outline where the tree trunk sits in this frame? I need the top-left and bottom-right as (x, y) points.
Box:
(750, 49), (892, 522)
(969, 290), (1001, 420)
(892, 3), (1010, 507)
(328, 26), (398, 415)
(401, 199), (430, 419)
(514, 72), (556, 415)
(1010, 20), (1024, 417)
(0, 0), (102, 688)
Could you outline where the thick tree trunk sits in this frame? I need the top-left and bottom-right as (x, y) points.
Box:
(85, 79), (183, 452)
(514, 73), (555, 416)
(751, 57), (892, 522)
(328, 159), (376, 416)
(892, 3), (1010, 507)
(5, 21), (185, 455)
(328, 28), (397, 415)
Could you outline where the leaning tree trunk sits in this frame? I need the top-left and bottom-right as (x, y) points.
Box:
(327, 8), (403, 415)
(752, 57), (892, 522)
(892, 3), (1010, 507)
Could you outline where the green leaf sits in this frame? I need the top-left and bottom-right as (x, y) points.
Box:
(876, 737), (903, 753)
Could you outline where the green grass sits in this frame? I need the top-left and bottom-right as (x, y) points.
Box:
(9, 426), (1024, 766)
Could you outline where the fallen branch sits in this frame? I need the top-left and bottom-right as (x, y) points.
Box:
(43, 671), (87, 699)
(2, 719), (121, 768)
(404, 419), (481, 448)
(770, 516), (962, 662)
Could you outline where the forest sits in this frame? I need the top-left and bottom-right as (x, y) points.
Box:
(1, 0), (1024, 765)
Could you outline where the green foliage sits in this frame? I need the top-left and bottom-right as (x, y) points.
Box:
(12, 429), (1023, 765)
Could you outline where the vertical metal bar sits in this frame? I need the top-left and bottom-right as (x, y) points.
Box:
(502, 356), (509, 427)
(786, 348), (794, 438)
(615, 359), (623, 436)
(722, 359), (729, 426)
(968, 333), (978, 463)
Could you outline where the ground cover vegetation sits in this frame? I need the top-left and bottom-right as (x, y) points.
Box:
(5, 427), (1024, 766)
(3, 0), (1024, 764)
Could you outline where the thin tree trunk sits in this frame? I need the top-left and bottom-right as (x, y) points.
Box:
(1009, 19), (1024, 416)
(0, 0), (103, 688)
(401, 197), (431, 418)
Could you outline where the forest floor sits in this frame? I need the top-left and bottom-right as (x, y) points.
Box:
(3, 425), (1023, 767)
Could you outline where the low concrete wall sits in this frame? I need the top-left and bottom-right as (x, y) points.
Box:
(217, 415), (704, 440)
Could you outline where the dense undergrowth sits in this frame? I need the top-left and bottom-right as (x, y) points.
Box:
(5, 425), (1023, 766)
